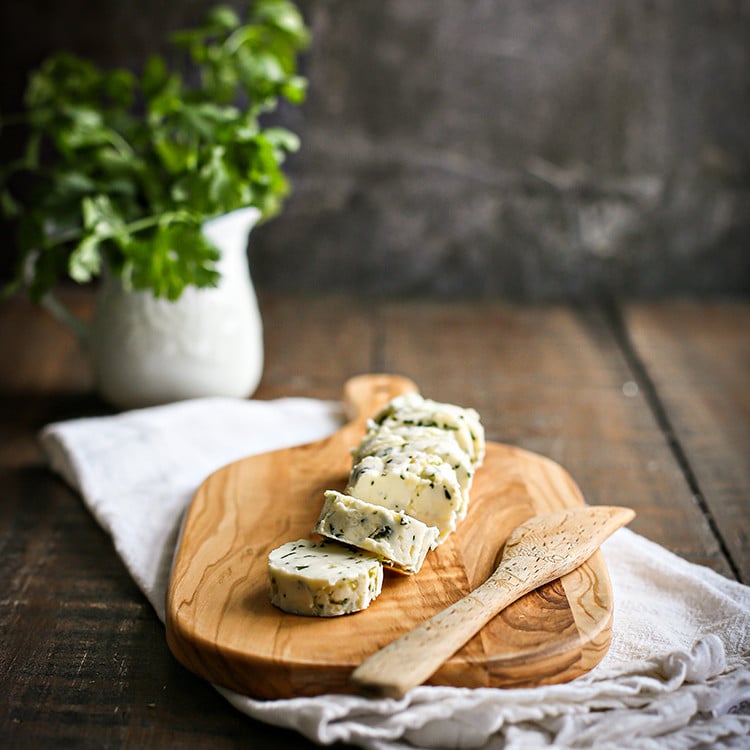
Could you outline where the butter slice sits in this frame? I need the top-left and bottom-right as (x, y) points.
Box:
(268, 539), (383, 616)
(372, 393), (485, 467)
(353, 424), (474, 518)
(314, 490), (440, 574)
(346, 452), (464, 542)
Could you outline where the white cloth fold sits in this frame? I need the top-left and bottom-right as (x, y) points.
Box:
(40, 397), (750, 749)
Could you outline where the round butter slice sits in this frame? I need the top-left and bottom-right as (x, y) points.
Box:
(353, 424), (474, 516)
(315, 490), (440, 575)
(346, 452), (464, 542)
(268, 539), (383, 617)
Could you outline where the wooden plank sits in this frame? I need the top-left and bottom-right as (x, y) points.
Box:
(0, 291), (92, 392)
(0, 293), (353, 750)
(0, 475), (326, 749)
(252, 292), (378, 404)
(1, 292), (743, 747)
(623, 300), (750, 583)
(378, 300), (735, 576)
(0, 293), (102, 470)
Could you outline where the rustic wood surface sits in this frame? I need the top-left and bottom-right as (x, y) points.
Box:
(351, 505), (635, 698)
(1, 290), (747, 748)
(167, 375), (625, 699)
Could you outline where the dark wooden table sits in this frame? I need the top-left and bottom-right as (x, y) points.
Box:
(1, 291), (748, 748)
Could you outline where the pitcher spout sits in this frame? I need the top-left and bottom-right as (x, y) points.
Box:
(202, 207), (262, 258)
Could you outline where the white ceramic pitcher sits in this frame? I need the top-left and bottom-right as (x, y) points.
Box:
(44, 207), (264, 409)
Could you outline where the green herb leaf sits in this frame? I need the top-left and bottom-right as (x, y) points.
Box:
(1, 1), (309, 301)
(68, 234), (103, 283)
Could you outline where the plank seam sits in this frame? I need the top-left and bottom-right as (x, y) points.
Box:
(603, 301), (741, 582)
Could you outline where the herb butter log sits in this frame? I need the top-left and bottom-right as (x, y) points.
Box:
(372, 394), (486, 468)
(347, 452), (464, 542)
(314, 490), (440, 574)
(268, 539), (383, 616)
(268, 390), (484, 619)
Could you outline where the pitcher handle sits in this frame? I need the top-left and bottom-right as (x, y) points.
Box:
(41, 291), (90, 344)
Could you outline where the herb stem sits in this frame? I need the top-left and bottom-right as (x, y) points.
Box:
(44, 210), (196, 250)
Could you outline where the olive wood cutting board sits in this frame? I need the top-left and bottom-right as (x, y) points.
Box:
(166, 374), (616, 699)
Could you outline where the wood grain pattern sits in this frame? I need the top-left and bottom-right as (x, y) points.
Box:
(352, 506), (635, 698)
(3, 292), (747, 749)
(378, 300), (737, 575)
(624, 301), (750, 582)
(166, 374), (619, 699)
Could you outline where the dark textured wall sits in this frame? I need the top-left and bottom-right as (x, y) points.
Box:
(2, 0), (749, 298)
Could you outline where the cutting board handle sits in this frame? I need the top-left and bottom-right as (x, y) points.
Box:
(343, 374), (419, 424)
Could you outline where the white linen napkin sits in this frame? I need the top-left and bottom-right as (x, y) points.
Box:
(40, 397), (750, 749)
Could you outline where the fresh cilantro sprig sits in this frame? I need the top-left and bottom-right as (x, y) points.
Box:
(1, 1), (309, 301)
